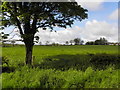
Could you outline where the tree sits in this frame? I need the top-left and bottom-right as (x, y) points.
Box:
(70, 40), (74, 45)
(86, 37), (108, 45)
(100, 37), (108, 45)
(80, 40), (84, 45)
(39, 42), (42, 45)
(46, 41), (49, 45)
(65, 41), (69, 45)
(74, 38), (82, 45)
(85, 41), (94, 45)
(51, 42), (59, 46)
(1, 2), (88, 65)
(95, 37), (108, 45)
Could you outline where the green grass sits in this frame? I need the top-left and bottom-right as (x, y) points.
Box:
(2, 45), (120, 88)
(2, 45), (118, 66)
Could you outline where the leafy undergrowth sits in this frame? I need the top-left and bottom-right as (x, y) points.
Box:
(2, 66), (119, 88)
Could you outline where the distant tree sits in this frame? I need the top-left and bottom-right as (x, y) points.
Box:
(46, 41), (49, 45)
(85, 41), (94, 45)
(80, 40), (84, 45)
(95, 40), (100, 45)
(51, 42), (59, 46)
(95, 37), (108, 45)
(86, 37), (108, 45)
(101, 37), (108, 45)
(56, 43), (59, 46)
(74, 38), (83, 45)
(1, 2), (88, 65)
(70, 40), (74, 45)
(85, 42), (89, 45)
(52, 42), (56, 46)
(39, 42), (42, 45)
(74, 38), (80, 45)
(65, 41), (69, 45)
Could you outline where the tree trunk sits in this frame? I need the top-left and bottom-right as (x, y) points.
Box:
(25, 44), (33, 65)
(24, 35), (34, 66)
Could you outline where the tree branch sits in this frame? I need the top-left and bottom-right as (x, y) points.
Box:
(31, 14), (37, 34)
(16, 17), (24, 35)
(12, 3), (24, 35)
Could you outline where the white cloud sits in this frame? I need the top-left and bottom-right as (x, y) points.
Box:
(8, 20), (118, 44)
(36, 27), (82, 44)
(36, 20), (118, 44)
(81, 20), (118, 42)
(109, 9), (119, 20)
(76, 0), (105, 11)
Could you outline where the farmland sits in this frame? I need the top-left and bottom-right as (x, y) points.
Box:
(1, 45), (120, 88)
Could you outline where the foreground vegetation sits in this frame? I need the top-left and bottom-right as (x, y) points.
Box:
(2, 66), (119, 88)
(2, 45), (120, 88)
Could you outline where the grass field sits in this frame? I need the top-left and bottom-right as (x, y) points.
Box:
(1, 45), (120, 88)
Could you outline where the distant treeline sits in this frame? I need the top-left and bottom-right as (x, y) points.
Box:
(85, 37), (108, 45)
(85, 38), (120, 45)
(1, 37), (120, 47)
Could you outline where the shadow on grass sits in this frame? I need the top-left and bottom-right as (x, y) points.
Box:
(2, 66), (15, 73)
(35, 54), (120, 71)
(35, 54), (91, 71)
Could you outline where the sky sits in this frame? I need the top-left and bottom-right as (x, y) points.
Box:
(3, 1), (119, 45)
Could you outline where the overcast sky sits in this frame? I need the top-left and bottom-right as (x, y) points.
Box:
(4, 1), (119, 44)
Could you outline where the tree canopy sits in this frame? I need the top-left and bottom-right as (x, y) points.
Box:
(1, 2), (88, 33)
